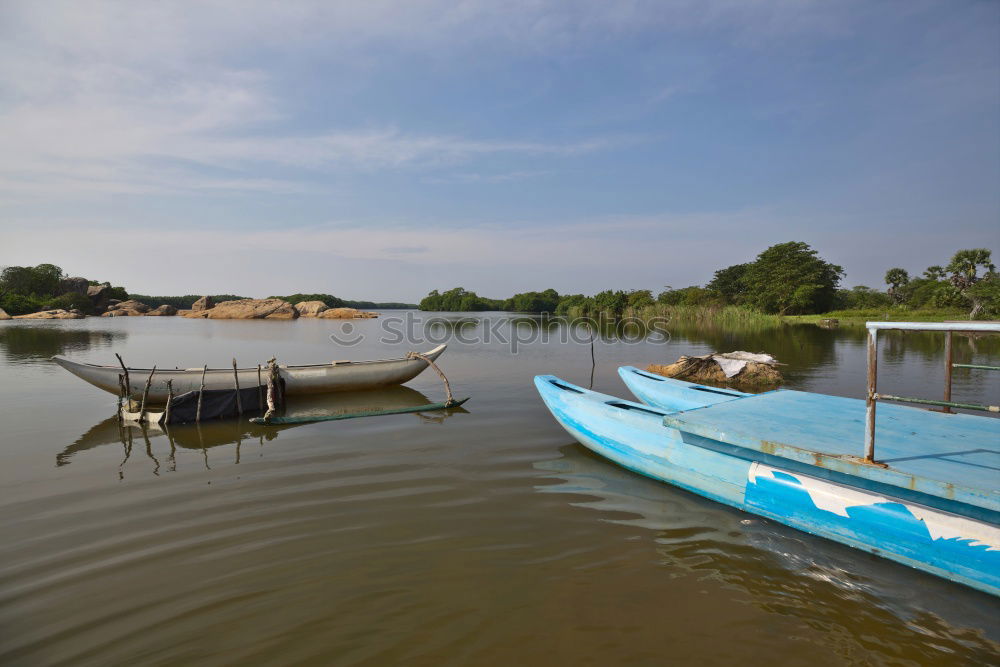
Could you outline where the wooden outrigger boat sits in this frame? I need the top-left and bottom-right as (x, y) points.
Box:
(535, 322), (1000, 595)
(52, 344), (447, 403)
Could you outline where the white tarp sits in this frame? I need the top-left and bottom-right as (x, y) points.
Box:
(710, 351), (778, 378)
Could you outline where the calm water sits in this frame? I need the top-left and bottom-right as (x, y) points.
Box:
(0, 313), (998, 665)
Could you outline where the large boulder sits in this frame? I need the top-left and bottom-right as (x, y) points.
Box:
(102, 299), (151, 316)
(87, 283), (112, 312)
(59, 276), (90, 295)
(187, 298), (299, 320)
(192, 295), (214, 311)
(147, 304), (178, 316)
(318, 307), (379, 319)
(294, 300), (329, 317)
(0, 307), (11, 320)
(13, 309), (85, 320)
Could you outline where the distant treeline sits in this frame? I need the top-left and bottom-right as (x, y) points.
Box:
(419, 242), (999, 318)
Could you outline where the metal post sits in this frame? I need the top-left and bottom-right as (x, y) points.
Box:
(943, 331), (953, 413)
(864, 327), (878, 462)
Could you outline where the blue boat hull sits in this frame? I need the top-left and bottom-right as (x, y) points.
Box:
(535, 375), (1000, 596)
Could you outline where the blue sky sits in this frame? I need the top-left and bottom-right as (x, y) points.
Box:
(1, 1), (998, 301)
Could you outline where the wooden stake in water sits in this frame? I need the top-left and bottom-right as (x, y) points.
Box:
(139, 366), (156, 423)
(196, 364), (207, 422)
(116, 373), (124, 419)
(232, 358), (242, 416)
(164, 379), (174, 425)
(115, 353), (131, 401)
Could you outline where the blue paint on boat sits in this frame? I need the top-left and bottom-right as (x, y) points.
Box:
(535, 374), (1000, 596)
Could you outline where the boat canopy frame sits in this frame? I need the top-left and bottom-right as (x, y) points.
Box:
(864, 321), (1000, 463)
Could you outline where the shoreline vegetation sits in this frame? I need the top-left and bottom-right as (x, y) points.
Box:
(418, 242), (999, 324)
(1, 242), (995, 324)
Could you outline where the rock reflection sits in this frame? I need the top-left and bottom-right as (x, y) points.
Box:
(0, 324), (126, 363)
(61, 385), (470, 475)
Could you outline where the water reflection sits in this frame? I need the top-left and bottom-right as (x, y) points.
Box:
(60, 386), (471, 475)
(0, 323), (126, 363)
(534, 443), (1000, 657)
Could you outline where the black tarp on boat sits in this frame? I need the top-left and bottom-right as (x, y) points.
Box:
(164, 384), (269, 423)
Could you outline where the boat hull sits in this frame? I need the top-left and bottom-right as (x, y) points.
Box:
(535, 375), (1000, 596)
(618, 365), (750, 410)
(53, 345), (447, 402)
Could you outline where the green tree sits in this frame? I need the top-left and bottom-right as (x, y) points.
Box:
(706, 263), (750, 303)
(923, 265), (946, 281)
(504, 289), (561, 312)
(964, 275), (1000, 320)
(626, 289), (654, 310)
(418, 287), (500, 311)
(740, 242), (844, 314)
(591, 290), (628, 317)
(0, 263), (65, 299)
(946, 248), (996, 319)
(883, 268), (909, 304)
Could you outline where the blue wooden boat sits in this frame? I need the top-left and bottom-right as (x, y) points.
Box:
(534, 372), (1000, 595)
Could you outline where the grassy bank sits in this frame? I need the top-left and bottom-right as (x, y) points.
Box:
(634, 304), (783, 327)
(564, 304), (972, 327)
(782, 308), (970, 325)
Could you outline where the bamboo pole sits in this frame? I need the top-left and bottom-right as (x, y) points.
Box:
(232, 358), (243, 416)
(139, 366), (156, 423)
(196, 364), (207, 422)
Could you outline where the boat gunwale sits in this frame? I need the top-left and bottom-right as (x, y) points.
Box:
(52, 344), (447, 373)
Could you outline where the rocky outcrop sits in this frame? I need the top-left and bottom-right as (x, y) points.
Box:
(147, 304), (178, 316)
(59, 276), (90, 295)
(318, 307), (379, 319)
(294, 300), (329, 317)
(192, 296), (214, 311)
(102, 299), (152, 317)
(0, 307), (11, 320)
(87, 284), (112, 312)
(13, 309), (85, 320)
(185, 298), (299, 320)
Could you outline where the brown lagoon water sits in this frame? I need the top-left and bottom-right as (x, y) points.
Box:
(0, 313), (998, 665)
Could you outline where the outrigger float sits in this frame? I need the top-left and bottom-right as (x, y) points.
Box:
(536, 322), (1000, 595)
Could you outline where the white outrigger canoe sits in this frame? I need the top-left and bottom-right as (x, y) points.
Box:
(52, 344), (447, 403)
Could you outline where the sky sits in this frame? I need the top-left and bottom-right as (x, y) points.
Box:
(1, 0), (998, 301)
